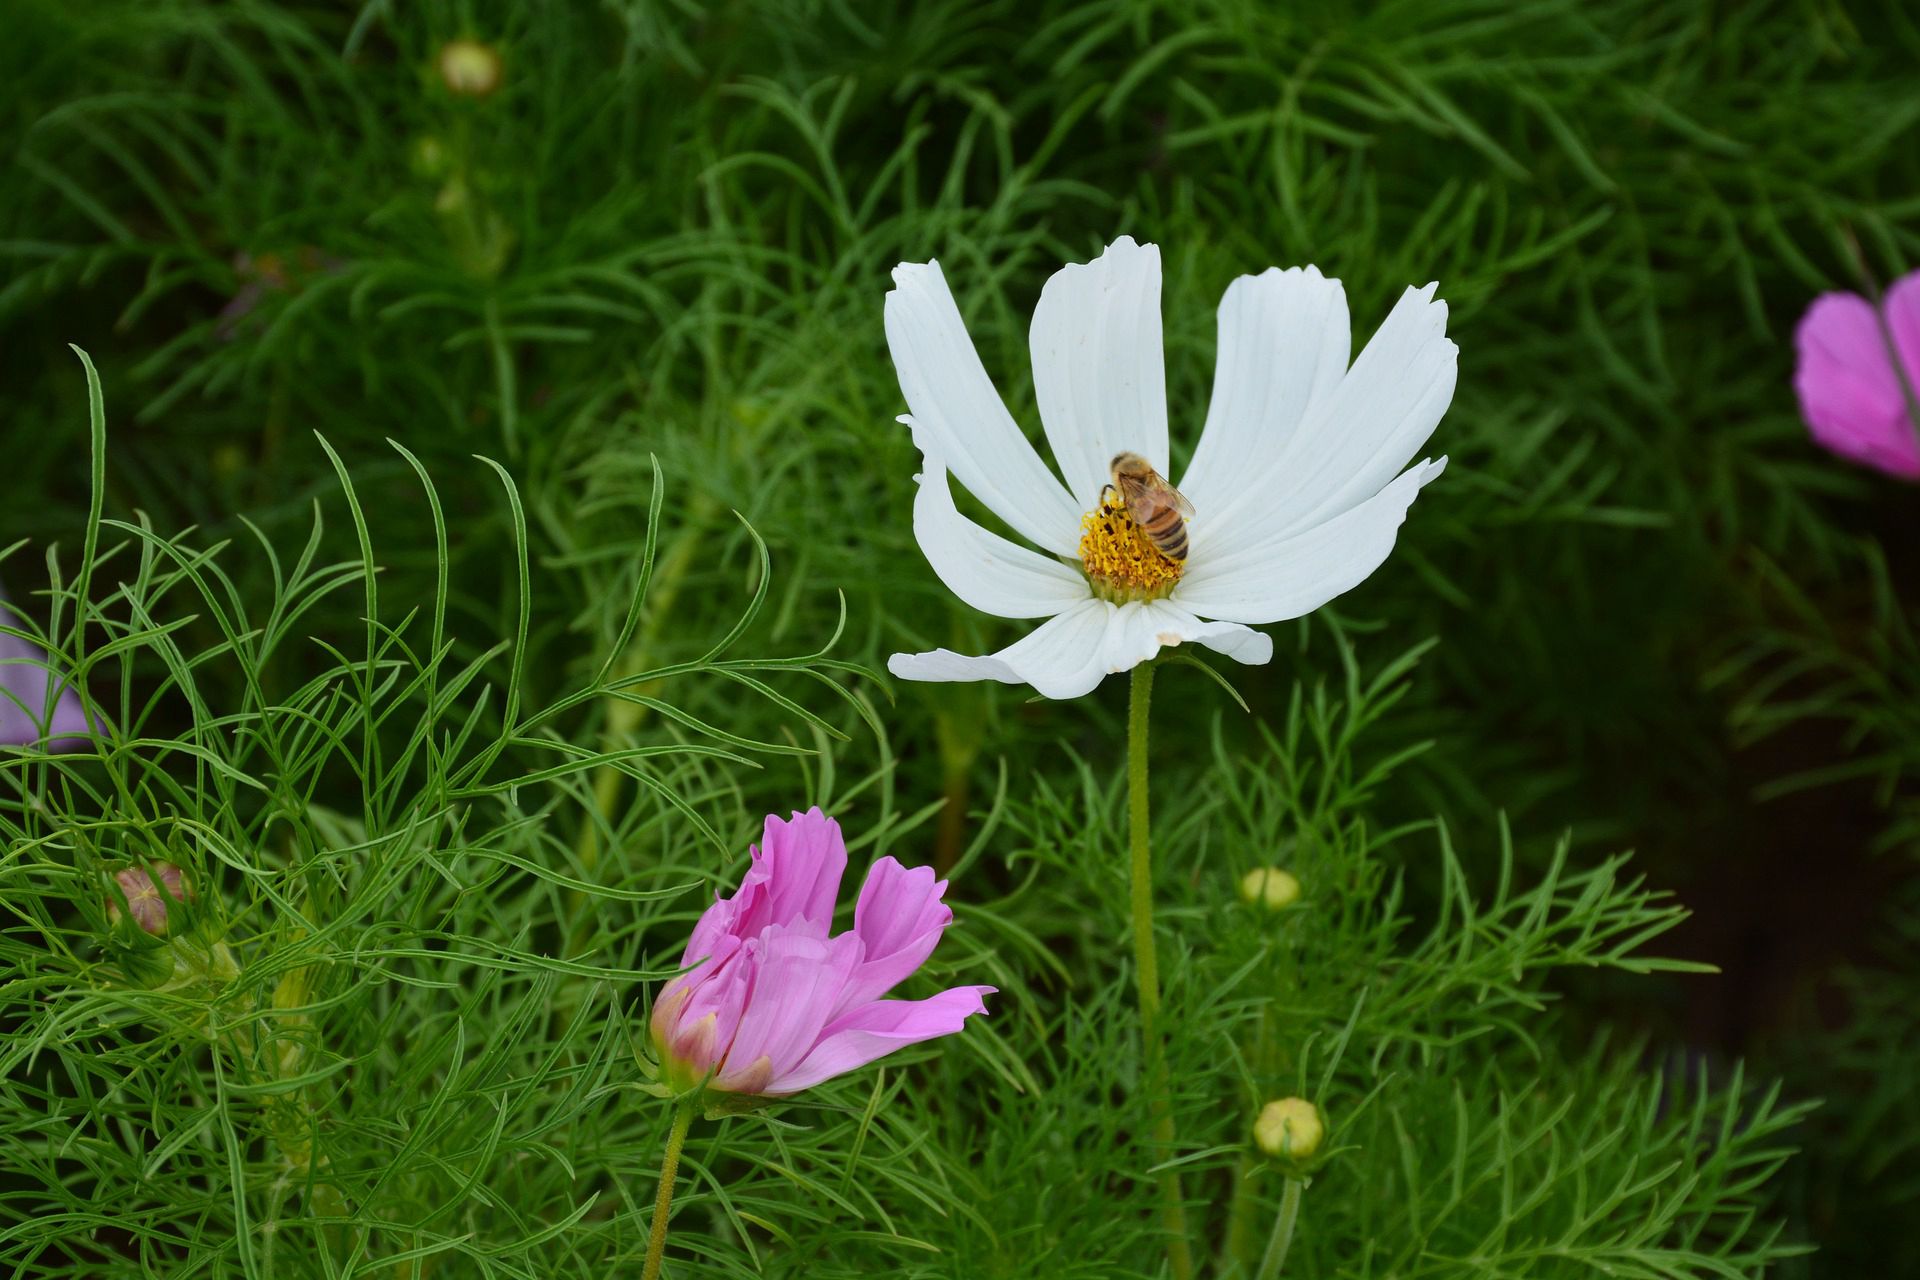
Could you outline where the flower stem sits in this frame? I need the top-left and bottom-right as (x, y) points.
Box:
(1255, 1178), (1305, 1280)
(641, 1104), (696, 1280)
(1128, 661), (1193, 1280)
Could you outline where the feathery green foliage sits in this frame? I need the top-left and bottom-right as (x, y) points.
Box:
(5, 0), (1919, 1274)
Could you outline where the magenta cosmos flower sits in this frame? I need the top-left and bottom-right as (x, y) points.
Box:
(650, 808), (993, 1097)
(1794, 271), (1920, 479)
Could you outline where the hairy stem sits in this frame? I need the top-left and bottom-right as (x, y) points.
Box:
(1128, 661), (1193, 1280)
(641, 1104), (696, 1280)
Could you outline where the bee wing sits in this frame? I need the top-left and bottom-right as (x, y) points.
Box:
(1117, 467), (1196, 520)
(1164, 481), (1195, 519)
(1144, 465), (1196, 519)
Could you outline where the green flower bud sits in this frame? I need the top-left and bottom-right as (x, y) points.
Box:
(437, 39), (502, 97)
(1254, 1097), (1324, 1160)
(106, 862), (191, 936)
(1239, 867), (1300, 910)
(411, 134), (450, 179)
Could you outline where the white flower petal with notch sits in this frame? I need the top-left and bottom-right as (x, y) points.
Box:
(1173, 458), (1448, 625)
(1195, 283), (1455, 562)
(887, 599), (1271, 702)
(906, 451), (1090, 620)
(884, 260), (1082, 555)
(1029, 235), (1171, 506)
(1178, 265), (1350, 517)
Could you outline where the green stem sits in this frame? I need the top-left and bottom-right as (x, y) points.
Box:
(1128, 661), (1193, 1280)
(1255, 1178), (1305, 1280)
(933, 745), (972, 877)
(641, 1105), (696, 1280)
(1221, 1151), (1259, 1273)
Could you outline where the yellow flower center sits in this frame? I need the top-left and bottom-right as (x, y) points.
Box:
(1078, 490), (1185, 602)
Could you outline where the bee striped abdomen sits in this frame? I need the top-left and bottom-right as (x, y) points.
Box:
(1141, 509), (1188, 561)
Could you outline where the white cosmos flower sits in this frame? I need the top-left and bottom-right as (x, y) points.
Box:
(884, 235), (1456, 700)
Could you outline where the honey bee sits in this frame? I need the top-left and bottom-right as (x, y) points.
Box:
(1107, 451), (1195, 562)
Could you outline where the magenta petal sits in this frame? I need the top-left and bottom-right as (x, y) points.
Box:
(836, 856), (953, 1010)
(714, 926), (861, 1091)
(1793, 290), (1920, 478)
(767, 985), (995, 1095)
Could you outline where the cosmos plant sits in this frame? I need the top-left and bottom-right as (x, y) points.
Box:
(639, 809), (992, 1278)
(884, 235), (1455, 1276)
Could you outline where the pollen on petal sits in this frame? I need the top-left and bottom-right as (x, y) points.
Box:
(1077, 491), (1185, 602)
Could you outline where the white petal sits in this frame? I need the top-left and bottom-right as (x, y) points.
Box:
(887, 261), (1082, 554)
(1175, 458), (1447, 625)
(1179, 266), (1350, 517)
(1197, 283), (1455, 563)
(888, 599), (1115, 700)
(909, 453), (1091, 619)
(887, 598), (1271, 701)
(1030, 236), (1170, 507)
(1108, 599), (1274, 672)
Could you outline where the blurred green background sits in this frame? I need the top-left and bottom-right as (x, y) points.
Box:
(5, 0), (1920, 1274)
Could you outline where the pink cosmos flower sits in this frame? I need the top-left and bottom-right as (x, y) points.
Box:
(650, 808), (993, 1097)
(1793, 271), (1920, 479)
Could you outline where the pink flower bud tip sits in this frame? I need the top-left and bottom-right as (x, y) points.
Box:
(108, 862), (192, 936)
(651, 808), (993, 1098)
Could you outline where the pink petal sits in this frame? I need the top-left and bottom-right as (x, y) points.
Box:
(837, 856), (953, 1010)
(746, 808), (849, 933)
(1885, 270), (1920, 406)
(682, 807), (849, 965)
(670, 937), (751, 1071)
(681, 895), (743, 968)
(654, 933), (748, 1072)
(714, 926), (861, 1091)
(650, 980), (694, 1049)
(766, 985), (995, 1095)
(1793, 290), (1920, 478)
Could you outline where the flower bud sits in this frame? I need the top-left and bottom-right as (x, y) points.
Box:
(1254, 1097), (1323, 1160)
(650, 983), (725, 1096)
(1239, 867), (1300, 910)
(106, 862), (192, 936)
(411, 134), (450, 179)
(437, 39), (502, 97)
